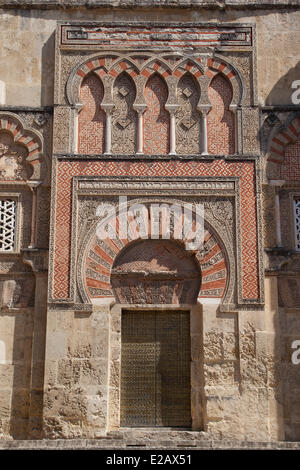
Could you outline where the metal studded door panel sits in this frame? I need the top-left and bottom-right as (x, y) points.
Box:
(120, 311), (156, 427)
(121, 310), (191, 428)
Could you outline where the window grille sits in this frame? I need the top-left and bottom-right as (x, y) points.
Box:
(0, 199), (16, 251)
(294, 198), (300, 251)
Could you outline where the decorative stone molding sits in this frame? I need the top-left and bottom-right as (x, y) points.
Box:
(80, 218), (229, 304)
(0, 113), (48, 182)
(265, 115), (300, 181)
(22, 248), (49, 273)
(68, 181), (238, 310)
(267, 116), (300, 163)
(66, 52), (243, 111)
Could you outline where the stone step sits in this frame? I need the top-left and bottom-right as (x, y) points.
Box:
(0, 439), (300, 450)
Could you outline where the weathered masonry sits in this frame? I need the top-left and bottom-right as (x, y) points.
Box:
(0, 1), (300, 443)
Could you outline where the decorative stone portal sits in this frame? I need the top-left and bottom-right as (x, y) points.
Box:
(108, 303), (204, 432)
(120, 309), (191, 428)
(107, 239), (202, 431)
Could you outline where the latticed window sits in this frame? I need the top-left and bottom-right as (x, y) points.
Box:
(0, 199), (16, 252)
(294, 199), (300, 251)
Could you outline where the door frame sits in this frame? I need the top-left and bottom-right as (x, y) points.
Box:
(107, 302), (204, 432)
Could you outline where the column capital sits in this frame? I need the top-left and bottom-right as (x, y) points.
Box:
(165, 104), (179, 115)
(133, 104), (147, 114)
(26, 180), (42, 191)
(22, 248), (49, 274)
(198, 105), (211, 116)
(101, 103), (114, 114)
(269, 180), (285, 187)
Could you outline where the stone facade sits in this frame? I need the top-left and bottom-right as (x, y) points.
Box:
(0, 0), (300, 443)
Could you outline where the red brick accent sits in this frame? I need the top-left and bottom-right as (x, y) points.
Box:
(174, 69), (182, 78)
(0, 119), (41, 156)
(141, 69), (151, 78)
(109, 68), (119, 77)
(227, 71), (236, 79)
(77, 69), (86, 78)
(280, 136), (300, 180)
(268, 117), (300, 167)
(86, 61), (94, 71)
(120, 61), (128, 70)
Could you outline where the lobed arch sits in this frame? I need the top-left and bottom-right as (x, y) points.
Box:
(173, 58), (204, 80)
(207, 73), (235, 155)
(205, 55), (244, 108)
(78, 72), (106, 155)
(266, 116), (300, 180)
(0, 112), (47, 182)
(140, 58), (173, 79)
(143, 72), (170, 154)
(67, 52), (244, 110)
(77, 199), (235, 309)
(107, 57), (140, 80)
(66, 53), (121, 106)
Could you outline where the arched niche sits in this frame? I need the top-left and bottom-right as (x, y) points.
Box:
(78, 202), (232, 308)
(207, 74), (235, 155)
(144, 73), (170, 155)
(0, 112), (46, 182)
(266, 116), (300, 181)
(78, 73), (106, 154)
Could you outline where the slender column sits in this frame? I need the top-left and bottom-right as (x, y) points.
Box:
(201, 111), (208, 155)
(270, 180), (285, 248)
(102, 104), (114, 155)
(169, 112), (176, 155)
(105, 109), (112, 155)
(275, 192), (282, 247)
(27, 181), (42, 249)
(73, 105), (82, 153)
(165, 104), (179, 156)
(134, 105), (146, 155)
(234, 106), (241, 154)
(74, 113), (78, 153)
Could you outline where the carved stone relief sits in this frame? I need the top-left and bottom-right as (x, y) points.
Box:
(111, 239), (201, 304)
(111, 72), (137, 154)
(176, 73), (201, 155)
(0, 277), (35, 309)
(0, 132), (31, 181)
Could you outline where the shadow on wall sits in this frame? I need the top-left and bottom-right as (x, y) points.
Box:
(265, 61), (300, 106)
(41, 31), (55, 107)
(260, 61), (300, 442)
(259, 61), (300, 157)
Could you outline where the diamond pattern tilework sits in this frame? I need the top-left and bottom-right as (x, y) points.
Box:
(280, 137), (300, 180)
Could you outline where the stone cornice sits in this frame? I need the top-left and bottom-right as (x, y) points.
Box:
(0, 0), (300, 10)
